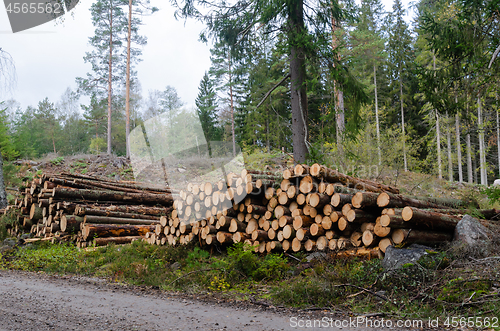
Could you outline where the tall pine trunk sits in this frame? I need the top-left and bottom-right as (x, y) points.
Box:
(400, 73), (407, 171)
(478, 97), (487, 185)
(289, 0), (308, 163)
(433, 54), (441, 179)
(374, 65), (381, 166)
(0, 152), (7, 209)
(125, 0), (132, 159)
(446, 113), (453, 181)
(436, 110), (442, 179)
(331, 6), (344, 157)
(466, 132), (473, 184)
(107, 1), (113, 155)
(456, 114), (463, 182)
(496, 92), (500, 177)
(228, 53), (236, 157)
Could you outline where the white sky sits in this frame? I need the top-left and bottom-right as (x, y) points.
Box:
(0, 0), (413, 112)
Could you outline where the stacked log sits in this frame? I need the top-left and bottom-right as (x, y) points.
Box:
(7, 163), (498, 258)
(153, 163), (498, 256)
(8, 173), (173, 247)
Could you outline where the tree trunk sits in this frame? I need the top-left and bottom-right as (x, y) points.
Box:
(289, 0), (308, 163)
(447, 113), (453, 181)
(478, 97), (487, 185)
(228, 52), (236, 157)
(434, 54), (442, 179)
(374, 65), (381, 166)
(436, 110), (442, 179)
(0, 152), (7, 209)
(125, 0), (133, 159)
(467, 131), (473, 183)
(497, 92), (500, 177)
(400, 72), (407, 171)
(107, 1), (113, 155)
(456, 113), (463, 182)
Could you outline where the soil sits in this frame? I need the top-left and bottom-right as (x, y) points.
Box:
(0, 270), (425, 331)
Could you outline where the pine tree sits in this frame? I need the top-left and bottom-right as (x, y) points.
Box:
(77, 0), (128, 155)
(195, 72), (221, 156)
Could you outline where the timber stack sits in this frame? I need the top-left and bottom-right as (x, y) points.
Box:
(7, 164), (497, 257)
(8, 172), (175, 247)
(154, 163), (497, 257)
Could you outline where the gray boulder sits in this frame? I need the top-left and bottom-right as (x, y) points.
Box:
(454, 214), (493, 244)
(382, 244), (435, 271)
(453, 214), (494, 257)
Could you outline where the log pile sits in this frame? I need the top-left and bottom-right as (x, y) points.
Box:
(7, 172), (174, 247)
(161, 163), (495, 256)
(7, 164), (497, 258)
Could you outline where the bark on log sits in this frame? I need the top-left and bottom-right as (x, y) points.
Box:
(83, 215), (160, 226)
(392, 228), (453, 245)
(401, 207), (461, 230)
(82, 224), (155, 240)
(52, 188), (174, 206)
(93, 236), (143, 246)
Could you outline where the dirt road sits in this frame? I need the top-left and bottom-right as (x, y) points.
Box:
(0, 270), (427, 331)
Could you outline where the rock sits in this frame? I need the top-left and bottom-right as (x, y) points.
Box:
(382, 244), (435, 271)
(306, 251), (327, 262)
(2, 238), (17, 247)
(20, 233), (31, 240)
(453, 214), (494, 256)
(177, 168), (186, 173)
(493, 179), (500, 187)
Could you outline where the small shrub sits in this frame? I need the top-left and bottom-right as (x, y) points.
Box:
(50, 156), (64, 165)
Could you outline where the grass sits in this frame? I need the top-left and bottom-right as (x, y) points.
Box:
(0, 238), (499, 325)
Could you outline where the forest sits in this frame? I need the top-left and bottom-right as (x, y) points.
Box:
(0, 0), (499, 184)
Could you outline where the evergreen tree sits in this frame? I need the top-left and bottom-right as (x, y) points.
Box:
(77, 0), (128, 155)
(195, 72), (221, 155)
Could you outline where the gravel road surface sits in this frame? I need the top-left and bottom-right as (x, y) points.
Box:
(0, 270), (429, 331)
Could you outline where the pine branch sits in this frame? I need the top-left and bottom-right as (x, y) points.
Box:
(255, 74), (290, 110)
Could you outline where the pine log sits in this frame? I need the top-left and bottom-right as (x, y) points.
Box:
(308, 193), (330, 208)
(377, 192), (473, 209)
(331, 193), (353, 207)
(293, 215), (315, 230)
(392, 228), (453, 245)
(316, 236), (328, 250)
(93, 236), (143, 246)
(229, 218), (246, 233)
(29, 204), (43, 221)
(351, 192), (380, 209)
(232, 232), (250, 243)
(310, 223), (325, 237)
(60, 215), (84, 233)
(83, 215), (160, 226)
(282, 224), (295, 240)
(216, 231), (233, 244)
(350, 232), (363, 247)
(346, 209), (378, 223)
(373, 222), (391, 237)
(378, 238), (393, 253)
(299, 176), (316, 194)
(401, 207), (461, 230)
(82, 224), (155, 240)
(52, 188), (174, 206)
(279, 215), (294, 228)
(252, 229), (269, 241)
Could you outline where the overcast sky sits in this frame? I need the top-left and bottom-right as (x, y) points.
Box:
(0, 0), (414, 112)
